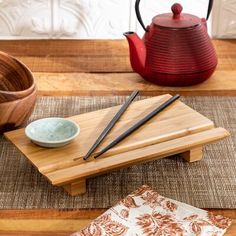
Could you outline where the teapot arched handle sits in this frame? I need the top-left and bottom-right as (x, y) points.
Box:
(135, 0), (148, 32)
(206, 0), (213, 20)
(135, 0), (214, 32)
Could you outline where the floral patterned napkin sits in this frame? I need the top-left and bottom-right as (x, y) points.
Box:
(72, 185), (232, 236)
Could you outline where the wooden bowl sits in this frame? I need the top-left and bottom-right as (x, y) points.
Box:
(0, 88), (37, 133)
(0, 51), (35, 103)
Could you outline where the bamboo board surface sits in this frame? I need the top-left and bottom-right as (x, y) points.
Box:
(5, 95), (229, 190)
(48, 128), (228, 186)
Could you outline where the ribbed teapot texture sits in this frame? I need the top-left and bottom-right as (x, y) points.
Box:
(124, 1), (217, 86)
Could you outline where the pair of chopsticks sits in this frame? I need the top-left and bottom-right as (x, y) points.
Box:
(77, 92), (180, 161)
(82, 90), (139, 161)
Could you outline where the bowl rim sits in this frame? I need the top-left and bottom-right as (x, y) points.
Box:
(25, 117), (80, 144)
(0, 51), (36, 95)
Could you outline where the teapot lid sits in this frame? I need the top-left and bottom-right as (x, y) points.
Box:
(152, 3), (201, 29)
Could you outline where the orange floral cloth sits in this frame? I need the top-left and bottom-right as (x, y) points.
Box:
(72, 185), (232, 236)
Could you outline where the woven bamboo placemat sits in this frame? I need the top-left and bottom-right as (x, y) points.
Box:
(0, 96), (236, 209)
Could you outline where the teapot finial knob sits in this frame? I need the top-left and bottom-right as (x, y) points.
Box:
(171, 3), (183, 19)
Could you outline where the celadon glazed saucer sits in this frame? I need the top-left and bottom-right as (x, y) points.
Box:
(25, 117), (80, 148)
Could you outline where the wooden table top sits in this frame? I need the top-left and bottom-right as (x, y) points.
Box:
(0, 39), (236, 96)
(0, 39), (235, 235)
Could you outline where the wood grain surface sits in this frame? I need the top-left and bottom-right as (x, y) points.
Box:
(0, 89), (37, 133)
(0, 51), (35, 102)
(0, 40), (130, 73)
(47, 127), (228, 187)
(5, 95), (229, 193)
(34, 70), (236, 96)
(0, 209), (234, 235)
(0, 39), (236, 234)
(0, 39), (235, 96)
(0, 39), (235, 72)
(5, 95), (213, 171)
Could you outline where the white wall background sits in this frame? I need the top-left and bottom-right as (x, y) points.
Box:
(0, 0), (234, 39)
(212, 0), (236, 38)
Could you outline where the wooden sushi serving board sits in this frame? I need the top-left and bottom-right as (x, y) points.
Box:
(4, 94), (229, 196)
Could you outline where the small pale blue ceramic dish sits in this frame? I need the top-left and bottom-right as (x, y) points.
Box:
(25, 117), (80, 148)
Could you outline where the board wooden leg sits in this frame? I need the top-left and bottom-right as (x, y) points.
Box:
(63, 179), (86, 196)
(180, 147), (203, 163)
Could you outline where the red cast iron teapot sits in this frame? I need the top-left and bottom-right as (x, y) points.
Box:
(124, 0), (217, 86)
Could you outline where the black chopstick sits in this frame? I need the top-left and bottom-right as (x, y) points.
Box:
(94, 94), (180, 159)
(76, 90), (139, 161)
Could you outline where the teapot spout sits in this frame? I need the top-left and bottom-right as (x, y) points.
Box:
(124, 32), (146, 77)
